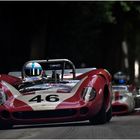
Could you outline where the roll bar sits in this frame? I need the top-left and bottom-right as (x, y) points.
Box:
(21, 59), (76, 80)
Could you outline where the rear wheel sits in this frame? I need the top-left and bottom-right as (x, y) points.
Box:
(89, 100), (106, 125)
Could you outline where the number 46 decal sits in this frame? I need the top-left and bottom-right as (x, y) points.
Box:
(29, 94), (59, 103)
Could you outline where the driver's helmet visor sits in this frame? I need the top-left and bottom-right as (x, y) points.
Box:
(25, 68), (42, 76)
(24, 62), (43, 77)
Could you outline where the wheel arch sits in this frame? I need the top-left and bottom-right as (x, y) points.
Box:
(97, 72), (112, 110)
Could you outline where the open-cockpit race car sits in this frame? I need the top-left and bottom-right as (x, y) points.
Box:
(112, 85), (136, 115)
(0, 59), (112, 129)
(112, 71), (136, 115)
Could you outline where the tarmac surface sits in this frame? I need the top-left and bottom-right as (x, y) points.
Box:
(0, 110), (140, 139)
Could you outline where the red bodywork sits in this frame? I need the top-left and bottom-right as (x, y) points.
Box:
(0, 66), (112, 126)
(112, 84), (136, 115)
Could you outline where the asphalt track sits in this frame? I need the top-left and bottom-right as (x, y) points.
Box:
(0, 110), (140, 139)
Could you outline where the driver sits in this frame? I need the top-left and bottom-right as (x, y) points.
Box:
(23, 62), (43, 82)
(113, 71), (129, 85)
(18, 62), (50, 91)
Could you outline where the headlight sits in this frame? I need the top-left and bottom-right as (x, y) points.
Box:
(81, 87), (96, 101)
(0, 89), (7, 105)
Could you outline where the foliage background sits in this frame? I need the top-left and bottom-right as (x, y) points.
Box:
(0, 1), (140, 82)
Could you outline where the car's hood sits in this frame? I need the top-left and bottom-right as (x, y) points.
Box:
(2, 78), (87, 111)
(15, 90), (79, 111)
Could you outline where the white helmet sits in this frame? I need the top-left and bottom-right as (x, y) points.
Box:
(24, 62), (43, 77)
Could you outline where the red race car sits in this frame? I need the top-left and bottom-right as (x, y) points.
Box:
(112, 71), (136, 115)
(0, 59), (112, 129)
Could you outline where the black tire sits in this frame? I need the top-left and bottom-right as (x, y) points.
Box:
(106, 105), (112, 122)
(89, 100), (106, 125)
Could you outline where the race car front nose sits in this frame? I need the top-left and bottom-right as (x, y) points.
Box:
(12, 109), (77, 119)
(10, 107), (89, 120)
(0, 103), (90, 124)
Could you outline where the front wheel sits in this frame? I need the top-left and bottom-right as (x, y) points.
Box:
(89, 100), (106, 125)
(106, 106), (112, 122)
